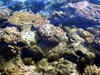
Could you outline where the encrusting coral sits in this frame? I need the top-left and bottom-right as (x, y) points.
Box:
(38, 24), (67, 43)
(0, 26), (22, 44)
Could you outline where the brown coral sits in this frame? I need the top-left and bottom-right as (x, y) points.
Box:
(76, 28), (94, 44)
(8, 11), (42, 27)
(38, 24), (66, 43)
(83, 65), (100, 75)
(33, 19), (50, 28)
(3, 64), (42, 75)
(0, 26), (22, 44)
(0, 7), (10, 19)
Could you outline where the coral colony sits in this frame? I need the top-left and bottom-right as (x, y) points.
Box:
(0, 0), (100, 75)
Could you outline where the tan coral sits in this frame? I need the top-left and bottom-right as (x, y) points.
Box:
(3, 64), (42, 75)
(33, 19), (50, 28)
(0, 26), (22, 44)
(76, 28), (94, 44)
(8, 11), (42, 27)
(83, 65), (100, 75)
(38, 24), (67, 43)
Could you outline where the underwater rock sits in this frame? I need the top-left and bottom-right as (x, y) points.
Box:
(21, 30), (40, 46)
(2, 63), (42, 75)
(8, 11), (42, 28)
(33, 19), (50, 28)
(0, 26), (22, 44)
(38, 24), (67, 43)
(36, 58), (79, 75)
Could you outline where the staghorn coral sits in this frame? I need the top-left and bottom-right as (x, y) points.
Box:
(33, 19), (50, 28)
(83, 65), (100, 75)
(2, 64), (42, 75)
(38, 24), (67, 43)
(0, 26), (22, 44)
(8, 11), (42, 27)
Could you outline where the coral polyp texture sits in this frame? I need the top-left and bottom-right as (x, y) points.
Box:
(33, 19), (50, 28)
(3, 64), (42, 75)
(0, 8), (10, 19)
(83, 65), (100, 75)
(8, 11), (42, 27)
(0, 26), (21, 44)
(73, 1), (100, 23)
(38, 24), (67, 42)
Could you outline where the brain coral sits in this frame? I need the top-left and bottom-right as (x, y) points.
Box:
(38, 24), (66, 43)
(8, 11), (42, 27)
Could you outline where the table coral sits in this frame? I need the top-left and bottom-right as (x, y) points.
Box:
(38, 24), (67, 43)
(8, 11), (42, 27)
(33, 19), (50, 28)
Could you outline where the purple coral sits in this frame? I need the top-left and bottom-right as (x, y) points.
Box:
(71, 1), (90, 9)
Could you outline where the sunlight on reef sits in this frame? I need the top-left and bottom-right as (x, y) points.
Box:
(0, 0), (100, 75)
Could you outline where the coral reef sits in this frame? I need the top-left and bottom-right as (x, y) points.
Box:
(0, 26), (21, 44)
(73, 1), (100, 23)
(8, 11), (42, 27)
(2, 64), (42, 75)
(38, 24), (67, 43)
(33, 19), (50, 28)
(76, 28), (94, 44)
(21, 30), (40, 46)
(83, 65), (100, 75)
(0, 44), (22, 71)
(0, 7), (11, 20)
(36, 58), (79, 75)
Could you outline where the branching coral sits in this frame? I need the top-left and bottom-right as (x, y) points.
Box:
(83, 65), (100, 75)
